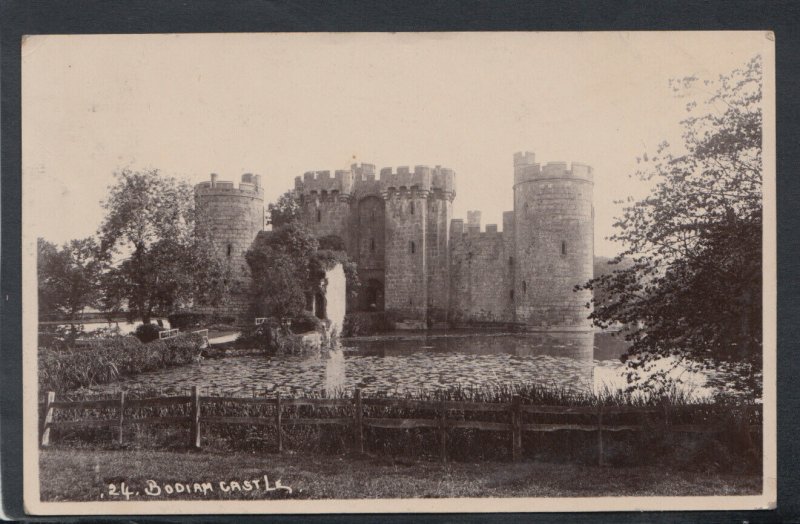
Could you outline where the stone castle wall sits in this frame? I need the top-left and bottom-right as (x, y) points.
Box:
(513, 153), (594, 331)
(194, 173), (265, 320)
(383, 187), (428, 319)
(197, 152), (593, 331)
(295, 164), (455, 318)
(425, 195), (452, 321)
(448, 221), (515, 324)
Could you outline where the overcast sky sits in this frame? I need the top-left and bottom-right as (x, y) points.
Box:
(22, 32), (769, 256)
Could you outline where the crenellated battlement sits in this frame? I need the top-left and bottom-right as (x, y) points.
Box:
(195, 173), (265, 198)
(351, 163), (378, 183)
(514, 151), (536, 167)
(295, 162), (456, 199)
(449, 217), (505, 240)
(513, 151), (593, 185)
(294, 169), (355, 197)
(379, 165), (455, 197)
(379, 165), (431, 192)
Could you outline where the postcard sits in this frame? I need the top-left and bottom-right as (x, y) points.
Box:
(21, 31), (776, 515)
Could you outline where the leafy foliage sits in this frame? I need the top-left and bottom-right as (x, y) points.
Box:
(247, 220), (360, 321)
(97, 168), (228, 323)
(38, 333), (204, 394)
(266, 190), (302, 228)
(37, 237), (102, 321)
(133, 323), (164, 343)
(246, 222), (319, 320)
(579, 56), (763, 397)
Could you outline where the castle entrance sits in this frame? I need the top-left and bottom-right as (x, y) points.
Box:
(361, 278), (385, 311)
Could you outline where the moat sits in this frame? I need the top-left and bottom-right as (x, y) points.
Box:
(85, 332), (713, 398)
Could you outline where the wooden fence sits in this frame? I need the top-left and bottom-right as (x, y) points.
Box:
(40, 388), (761, 465)
(158, 328), (180, 340)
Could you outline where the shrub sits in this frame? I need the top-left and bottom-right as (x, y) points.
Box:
(290, 312), (322, 333)
(235, 320), (281, 351)
(343, 312), (389, 337)
(168, 313), (238, 330)
(211, 315), (236, 325)
(38, 333), (204, 394)
(134, 323), (164, 343)
(168, 312), (208, 330)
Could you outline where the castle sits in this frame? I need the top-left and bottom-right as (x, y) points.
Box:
(194, 151), (594, 332)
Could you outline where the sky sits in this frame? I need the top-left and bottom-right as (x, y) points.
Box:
(21, 31), (770, 256)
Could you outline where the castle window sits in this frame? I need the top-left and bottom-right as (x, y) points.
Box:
(561, 241), (567, 255)
(317, 209), (321, 222)
(510, 289), (514, 299)
(509, 256), (514, 266)
(226, 243), (232, 257)
(410, 201), (415, 215)
(370, 238), (375, 252)
(410, 241), (416, 254)
(522, 280), (527, 294)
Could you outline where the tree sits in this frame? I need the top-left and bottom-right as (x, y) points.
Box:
(267, 190), (302, 228)
(579, 56), (763, 396)
(97, 168), (227, 324)
(247, 223), (361, 321)
(246, 222), (319, 320)
(37, 237), (101, 322)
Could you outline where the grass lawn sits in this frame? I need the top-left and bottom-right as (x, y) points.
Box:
(39, 448), (761, 501)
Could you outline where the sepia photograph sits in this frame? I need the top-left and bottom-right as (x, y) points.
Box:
(20, 31), (776, 514)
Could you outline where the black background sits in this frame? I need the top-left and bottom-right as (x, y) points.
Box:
(2, 1), (799, 522)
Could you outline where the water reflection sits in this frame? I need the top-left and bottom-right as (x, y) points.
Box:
(324, 346), (346, 393)
(352, 332), (594, 359)
(85, 331), (711, 399)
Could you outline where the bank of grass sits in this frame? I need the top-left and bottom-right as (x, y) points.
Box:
(38, 333), (205, 395)
(38, 448), (761, 501)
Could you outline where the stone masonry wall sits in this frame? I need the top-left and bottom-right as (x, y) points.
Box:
(449, 223), (514, 324)
(301, 195), (352, 248)
(384, 189), (427, 320)
(425, 195), (451, 322)
(513, 160), (594, 331)
(284, 154), (593, 332)
(195, 176), (264, 321)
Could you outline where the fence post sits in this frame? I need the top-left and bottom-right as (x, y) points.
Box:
(439, 397), (447, 463)
(118, 391), (126, 446)
(354, 388), (364, 454)
(512, 395), (522, 462)
(41, 391), (55, 447)
(190, 385), (201, 449)
(275, 392), (283, 453)
(597, 403), (604, 467)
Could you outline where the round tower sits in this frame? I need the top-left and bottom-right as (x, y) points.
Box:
(513, 151), (594, 331)
(195, 173), (265, 322)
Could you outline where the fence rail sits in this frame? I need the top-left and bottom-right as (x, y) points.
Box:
(158, 328), (180, 340)
(40, 388), (762, 465)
